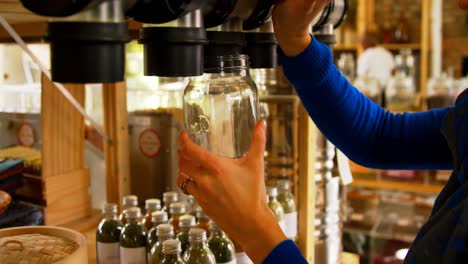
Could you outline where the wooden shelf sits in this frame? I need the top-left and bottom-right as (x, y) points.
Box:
(350, 179), (443, 194)
(334, 44), (359, 51)
(379, 43), (421, 50)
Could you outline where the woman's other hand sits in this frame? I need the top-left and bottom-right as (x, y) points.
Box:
(177, 120), (286, 263)
(273, 0), (332, 56)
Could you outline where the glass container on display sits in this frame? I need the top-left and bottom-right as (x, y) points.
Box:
(143, 199), (162, 230)
(385, 72), (416, 112)
(119, 207), (148, 264)
(147, 211), (169, 251)
(177, 214), (197, 255)
(196, 209), (211, 238)
(184, 55), (259, 158)
(169, 202), (188, 235)
(161, 239), (186, 264)
(96, 203), (123, 264)
(277, 180), (298, 241)
(208, 222), (236, 264)
(427, 73), (455, 109)
(149, 224), (175, 264)
(353, 74), (382, 105)
(183, 228), (216, 264)
(337, 53), (356, 82)
(119, 195), (139, 225)
(266, 187), (286, 233)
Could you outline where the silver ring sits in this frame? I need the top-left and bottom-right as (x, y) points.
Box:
(180, 178), (194, 195)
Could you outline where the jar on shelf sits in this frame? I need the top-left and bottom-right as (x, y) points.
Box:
(184, 55), (258, 158)
(385, 72), (416, 112)
(353, 74), (382, 105)
(338, 53), (356, 82)
(427, 73), (454, 109)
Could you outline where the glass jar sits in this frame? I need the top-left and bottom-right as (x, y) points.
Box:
(277, 180), (298, 241)
(96, 203), (123, 264)
(149, 224), (175, 264)
(337, 53), (356, 82)
(353, 74), (382, 105)
(183, 228), (216, 264)
(184, 55), (259, 158)
(119, 207), (148, 264)
(385, 72), (416, 112)
(161, 239), (185, 264)
(169, 202), (188, 235)
(208, 222), (236, 264)
(147, 211), (169, 251)
(267, 187), (286, 233)
(143, 199), (162, 230)
(427, 73), (454, 109)
(119, 195), (139, 225)
(177, 215), (197, 255)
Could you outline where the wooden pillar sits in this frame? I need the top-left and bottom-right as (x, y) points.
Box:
(41, 74), (90, 225)
(420, 0), (432, 101)
(297, 105), (318, 262)
(102, 82), (130, 207)
(357, 0), (376, 55)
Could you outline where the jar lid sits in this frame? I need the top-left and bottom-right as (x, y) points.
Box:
(179, 215), (196, 228)
(277, 180), (291, 191)
(195, 209), (210, 221)
(151, 211), (168, 223)
(156, 224), (174, 237)
(266, 186), (278, 197)
(189, 228), (207, 242)
(102, 203), (118, 215)
(163, 192), (179, 203)
(125, 207), (141, 219)
(169, 202), (187, 215)
(145, 199), (161, 211)
(122, 195), (138, 207)
(162, 239), (182, 255)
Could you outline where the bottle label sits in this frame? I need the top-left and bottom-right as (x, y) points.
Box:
(279, 219), (287, 235)
(217, 260), (237, 264)
(236, 252), (254, 264)
(120, 247), (147, 264)
(284, 212), (298, 239)
(97, 242), (120, 264)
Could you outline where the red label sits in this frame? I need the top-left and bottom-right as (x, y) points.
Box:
(139, 129), (161, 158)
(17, 123), (35, 147)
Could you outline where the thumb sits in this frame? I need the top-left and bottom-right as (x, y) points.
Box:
(245, 120), (267, 162)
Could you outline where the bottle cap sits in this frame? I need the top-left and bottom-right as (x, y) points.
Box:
(209, 222), (222, 232)
(189, 228), (207, 242)
(162, 239), (182, 255)
(163, 192), (179, 204)
(151, 211), (168, 224)
(179, 215), (196, 228)
(277, 180), (291, 191)
(102, 203), (118, 215)
(145, 199), (162, 211)
(169, 202), (188, 215)
(122, 195), (138, 207)
(195, 209), (210, 221)
(266, 186), (278, 197)
(157, 223), (175, 238)
(125, 207), (141, 219)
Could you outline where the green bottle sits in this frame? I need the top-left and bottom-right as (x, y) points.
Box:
(161, 239), (186, 264)
(277, 180), (298, 241)
(149, 224), (175, 264)
(177, 215), (197, 255)
(119, 207), (148, 264)
(96, 203), (123, 264)
(183, 228), (216, 264)
(208, 223), (236, 264)
(267, 187), (286, 233)
(147, 211), (169, 251)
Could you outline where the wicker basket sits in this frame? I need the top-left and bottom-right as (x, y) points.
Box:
(0, 226), (87, 263)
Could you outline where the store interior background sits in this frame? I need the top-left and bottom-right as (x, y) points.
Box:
(0, 0), (467, 263)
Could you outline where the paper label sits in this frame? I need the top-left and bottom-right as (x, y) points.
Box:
(139, 128), (161, 158)
(218, 260), (237, 264)
(279, 219), (287, 235)
(284, 212), (298, 239)
(17, 122), (35, 147)
(236, 252), (254, 264)
(120, 247), (147, 264)
(97, 242), (120, 264)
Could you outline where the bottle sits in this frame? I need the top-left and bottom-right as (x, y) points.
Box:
(163, 192), (179, 216)
(208, 222), (236, 264)
(177, 214), (197, 255)
(149, 224), (175, 264)
(96, 203), (123, 264)
(147, 211), (169, 251)
(277, 180), (298, 241)
(394, 15), (410, 43)
(143, 199), (162, 230)
(183, 228), (216, 264)
(169, 202), (188, 235)
(119, 207), (148, 264)
(337, 53), (356, 82)
(119, 195), (139, 225)
(161, 239), (186, 264)
(186, 195), (198, 217)
(267, 187), (286, 233)
(184, 55), (258, 158)
(385, 72), (416, 112)
(195, 209), (211, 238)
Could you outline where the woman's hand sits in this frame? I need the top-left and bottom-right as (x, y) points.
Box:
(177, 120), (286, 263)
(273, 0), (332, 56)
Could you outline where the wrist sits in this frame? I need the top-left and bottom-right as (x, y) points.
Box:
(277, 34), (312, 57)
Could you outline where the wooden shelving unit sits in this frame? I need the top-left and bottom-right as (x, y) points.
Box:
(334, 44), (359, 51)
(380, 43), (421, 50)
(351, 179), (444, 194)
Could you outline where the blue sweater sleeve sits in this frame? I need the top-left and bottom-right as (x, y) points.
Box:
(279, 37), (453, 170)
(263, 240), (308, 264)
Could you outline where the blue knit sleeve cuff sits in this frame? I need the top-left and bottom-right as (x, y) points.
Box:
(263, 240), (308, 264)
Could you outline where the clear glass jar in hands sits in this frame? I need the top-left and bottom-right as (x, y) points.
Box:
(183, 55), (259, 159)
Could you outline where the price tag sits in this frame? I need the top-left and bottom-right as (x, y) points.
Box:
(336, 149), (353, 185)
